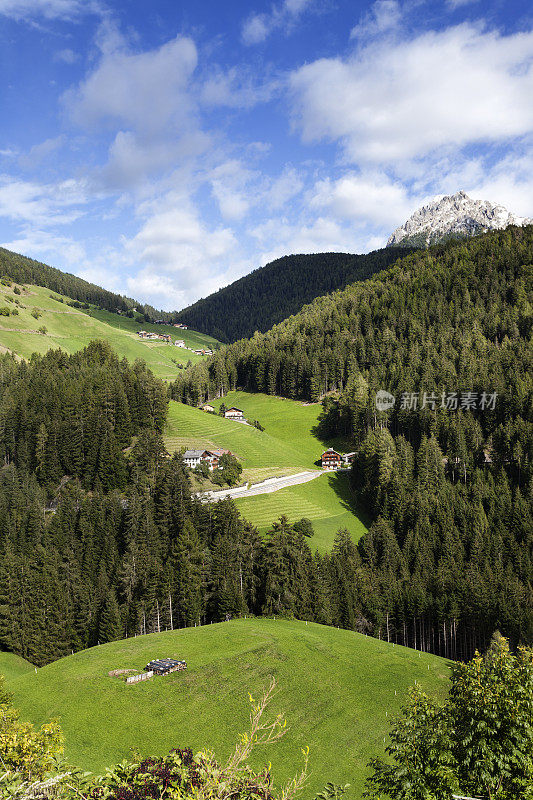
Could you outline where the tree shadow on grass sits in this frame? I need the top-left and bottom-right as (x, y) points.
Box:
(310, 421), (353, 455)
(325, 471), (372, 531)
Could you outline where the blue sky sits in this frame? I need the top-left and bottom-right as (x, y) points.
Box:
(0, 0), (532, 310)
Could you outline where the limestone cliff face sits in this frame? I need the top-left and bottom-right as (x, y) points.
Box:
(387, 191), (532, 248)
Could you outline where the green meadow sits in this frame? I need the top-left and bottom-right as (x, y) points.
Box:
(0, 651), (34, 683)
(165, 392), (367, 548)
(235, 473), (368, 550)
(7, 619), (450, 798)
(0, 284), (217, 380)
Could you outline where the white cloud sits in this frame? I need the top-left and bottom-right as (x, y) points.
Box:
(0, 0), (95, 20)
(350, 0), (402, 40)
(99, 130), (210, 192)
(1, 228), (87, 269)
(64, 35), (198, 136)
(209, 160), (256, 221)
(200, 66), (279, 109)
(125, 192), (237, 309)
(264, 166), (304, 209)
(54, 48), (79, 63)
(309, 171), (416, 227)
(289, 23), (533, 166)
(242, 0), (313, 45)
(466, 148), (533, 219)
(19, 135), (65, 169)
(447, 0), (479, 9)
(0, 175), (86, 225)
(251, 215), (378, 264)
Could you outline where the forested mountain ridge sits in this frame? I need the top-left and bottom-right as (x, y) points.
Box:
(171, 226), (533, 658)
(171, 225), (532, 405)
(0, 246), (174, 322)
(0, 247), (132, 313)
(174, 247), (412, 343)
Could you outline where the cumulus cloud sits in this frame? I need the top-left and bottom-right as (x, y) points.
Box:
(242, 0), (313, 45)
(350, 0), (402, 40)
(19, 135), (65, 169)
(0, 175), (86, 225)
(264, 166), (304, 209)
(289, 23), (533, 166)
(64, 35), (198, 135)
(54, 48), (79, 63)
(309, 171), (416, 227)
(251, 215), (380, 265)
(125, 192), (237, 309)
(99, 130), (211, 192)
(2, 228), (88, 270)
(201, 66), (279, 109)
(466, 148), (533, 219)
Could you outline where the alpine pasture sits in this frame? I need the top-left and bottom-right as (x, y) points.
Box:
(0, 284), (217, 380)
(164, 392), (367, 549)
(7, 618), (450, 798)
(0, 651), (34, 682)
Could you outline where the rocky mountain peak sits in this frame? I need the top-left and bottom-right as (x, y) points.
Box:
(387, 191), (532, 248)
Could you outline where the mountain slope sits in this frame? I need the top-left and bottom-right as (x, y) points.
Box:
(171, 226), (533, 658)
(0, 283), (217, 379)
(8, 618), (449, 797)
(172, 224), (532, 406)
(165, 392), (367, 549)
(175, 248), (411, 343)
(387, 190), (532, 247)
(0, 651), (34, 682)
(0, 246), (131, 313)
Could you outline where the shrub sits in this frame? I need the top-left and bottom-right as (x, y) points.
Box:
(194, 461), (210, 479)
(219, 453), (243, 486)
(38, 326), (47, 335)
(31, 308), (41, 319)
(13, 286), (21, 295)
(365, 635), (533, 800)
(85, 679), (307, 800)
(293, 518), (314, 538)
(0, 307), (10, 316)
(0, 676), (63, 786)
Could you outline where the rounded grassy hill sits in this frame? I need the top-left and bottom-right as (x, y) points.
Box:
(0, 651), (34, 682)
(7, 618), (450, 798)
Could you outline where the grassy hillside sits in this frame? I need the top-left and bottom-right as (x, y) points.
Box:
(0, 651), (34, 682)
(8, 619), (450, 798)
(164, 392), (367, 548)
(0, 246), (130, 313)
(165, 393), (326, 468)
(0, 284), (218, 380)
(235, 473), (368, 550)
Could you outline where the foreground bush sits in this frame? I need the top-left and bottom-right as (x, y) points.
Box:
(0, 679), (329, 800)
(85, 748), (273, 800)
(365, 634), (533, 800)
